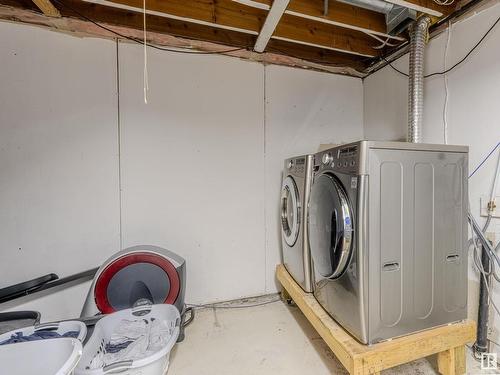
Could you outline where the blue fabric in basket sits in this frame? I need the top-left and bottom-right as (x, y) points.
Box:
(0, 330), (79, 345)
(105, 341), (134, 353)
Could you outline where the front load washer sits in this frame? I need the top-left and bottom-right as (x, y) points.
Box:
(281, 155), (314, 292)
(308, 141), (468, 344)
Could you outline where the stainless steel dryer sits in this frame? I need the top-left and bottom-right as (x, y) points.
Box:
(281, 155), (314, 292)
(308, 141), (468, 344)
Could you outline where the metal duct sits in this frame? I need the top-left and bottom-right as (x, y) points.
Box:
(407, 16), (431, 143)
(336, 0), (393, 14)
(335, 0), (416, 34)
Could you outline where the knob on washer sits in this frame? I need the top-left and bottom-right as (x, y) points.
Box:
(322, 153), (333, 165)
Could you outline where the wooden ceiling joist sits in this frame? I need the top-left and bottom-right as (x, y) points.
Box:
(275, 13), (381, 57)
(88, 0), (382, 57)
(254, 0), (289, 52)
(85, 0), (260, 35)
(103, 0), (265, 33)
(0, 0), (463, 76)
(234, 0), (406, 41)
(0, 0), (368, 76)
(32, 0), (60, 16)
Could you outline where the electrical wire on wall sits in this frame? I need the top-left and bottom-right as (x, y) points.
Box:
(382, 13), (500, 79)
(442, 21), (452, 144)
(186, 295), (282, 310)
(469, 142), (500, 178)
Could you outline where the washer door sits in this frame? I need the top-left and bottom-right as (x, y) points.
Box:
(281, 176), (300, 247)
(308, 173), (353, 279)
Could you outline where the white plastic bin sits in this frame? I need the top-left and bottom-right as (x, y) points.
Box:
(76, 304), (180, 375)
(0, 320), (87, 344)
(0, 337), (82, 375)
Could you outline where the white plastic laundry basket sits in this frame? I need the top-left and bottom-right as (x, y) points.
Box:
(76, 304), (180, 375)
(0, 337), (82, 375)
(0, 320), (87, 345)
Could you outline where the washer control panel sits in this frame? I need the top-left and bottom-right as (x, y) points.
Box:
(287, 157), (306, 176)
(316, 145), (359, 174)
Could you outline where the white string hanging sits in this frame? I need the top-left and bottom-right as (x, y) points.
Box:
(143, 0), (149, 104)
(372, 36), (397, 50)
(363, 32), (398, 49)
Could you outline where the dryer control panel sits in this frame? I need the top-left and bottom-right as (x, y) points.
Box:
(316, 144), (360, 175)
(286, 155), (313, 179)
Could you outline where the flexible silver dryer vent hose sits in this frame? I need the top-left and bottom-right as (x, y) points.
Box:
(407, 16), (431, 143)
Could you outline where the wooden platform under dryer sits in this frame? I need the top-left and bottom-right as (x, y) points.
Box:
(276, 264), (476, 375)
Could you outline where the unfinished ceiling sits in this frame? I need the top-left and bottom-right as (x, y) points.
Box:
(0, 0), (480, 76)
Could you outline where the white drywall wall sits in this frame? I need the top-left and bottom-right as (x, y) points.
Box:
(363, 2), (500, 346)
(1, 282), (92, 323)
(0, 20), (364, 317)
(0, 22), (120, 321)
(264, 65), (364, 292)
(117, 42), (266, 304)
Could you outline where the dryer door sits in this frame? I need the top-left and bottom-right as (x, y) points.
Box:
(281, 176), (300, 247)
(308, 173), (353, 279)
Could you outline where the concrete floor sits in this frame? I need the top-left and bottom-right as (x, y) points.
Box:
(169, 296), (499, 375)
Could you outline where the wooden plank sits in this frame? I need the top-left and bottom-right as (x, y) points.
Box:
(53, 0), (258, 47)
(356, 325), (475, 374)
(235, 0), (405, 40)
(32, 0), (60, 16)
(276, 264), (476, 375)
(105, 0), (265, 34)
(266, 39), (370, 71)
(454, 345), (466, 375)
(437, 346), (466, 375)
(275, 13), (380, 57)
(103, 0), (382, 57)
(254, 0), (289, 52)
(438, 347), (456, 375)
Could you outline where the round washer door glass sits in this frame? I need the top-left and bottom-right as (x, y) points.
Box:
(281, 176), (300, 247)
(308, 173), (353, 279)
